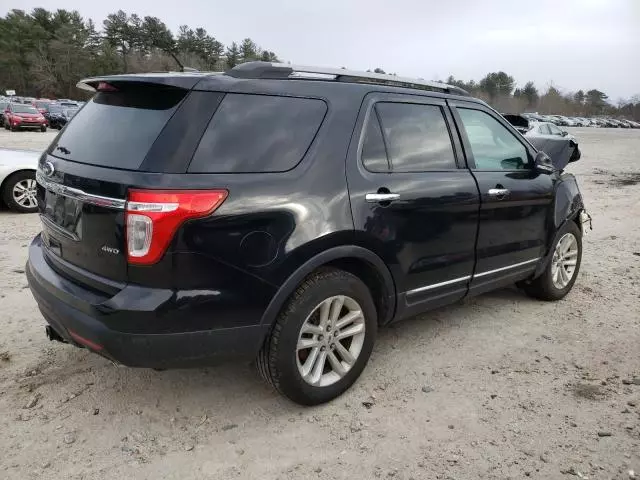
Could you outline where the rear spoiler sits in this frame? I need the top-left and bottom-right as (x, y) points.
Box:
(77, 72), (223, 92)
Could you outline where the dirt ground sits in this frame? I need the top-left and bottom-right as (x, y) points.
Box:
(0, 127), (638, 480)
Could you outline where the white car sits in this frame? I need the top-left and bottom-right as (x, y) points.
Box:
(0, 148), (40, 213)
(527, 121), (577, 141)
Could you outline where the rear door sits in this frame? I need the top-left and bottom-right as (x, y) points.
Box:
(346, 93), (480, 318)
(448, 100), (555, 294)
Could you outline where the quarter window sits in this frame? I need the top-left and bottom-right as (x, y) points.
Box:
(457, 108), (529, 170)
(361, 112), (390, 172)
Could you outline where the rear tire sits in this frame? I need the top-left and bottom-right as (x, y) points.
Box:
(40, 126), (47, 132)
(522, 221), (582, 301)
(257, 268), (377, 405)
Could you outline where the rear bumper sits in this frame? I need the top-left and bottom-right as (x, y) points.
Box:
(26, 234), (268, 368)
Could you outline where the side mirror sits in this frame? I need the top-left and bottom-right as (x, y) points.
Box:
(561, 130), (568, 137)
(534, 151), (554, 174)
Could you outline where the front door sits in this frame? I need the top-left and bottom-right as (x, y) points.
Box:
(449, 101), (555, 295)
(346, 93), (480, 319)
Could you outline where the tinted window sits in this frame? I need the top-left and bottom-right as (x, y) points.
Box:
(49, 85), (186, 170)
(360, 112), (389, 172)
(458, 108), (529, 170)
(375, 103), (456, 171)
(190, 94), (326, 173)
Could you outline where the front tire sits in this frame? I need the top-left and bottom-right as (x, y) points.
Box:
(2, 171), (38, 213)
(522, 221), (582, 301)
(257, 268), (377, 405)
(41, 126), (47, 132)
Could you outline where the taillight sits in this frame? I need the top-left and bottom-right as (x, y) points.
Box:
(125, 189), (228, 265)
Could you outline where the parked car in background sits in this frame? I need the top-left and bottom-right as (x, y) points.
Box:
(44, 103), (77, 129)
(4, 103), (47, 132)
(0, 100), (8, 127)
(47, 106), (78, 129)
(33, 99), (52, 114)
(26, 63), (589, 405)
(0, 148), (39, 213)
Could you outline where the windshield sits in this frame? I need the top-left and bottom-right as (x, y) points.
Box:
(12, 105), (38, 114)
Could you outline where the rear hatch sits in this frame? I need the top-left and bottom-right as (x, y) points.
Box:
(38, 79), (198, 287)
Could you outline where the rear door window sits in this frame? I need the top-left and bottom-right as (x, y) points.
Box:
(189, 94), (327, 173)
(49, 84), (187, 170)
(375, 102), (457, 171)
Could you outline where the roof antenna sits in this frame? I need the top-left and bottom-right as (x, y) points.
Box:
(167, 52), (198, 72)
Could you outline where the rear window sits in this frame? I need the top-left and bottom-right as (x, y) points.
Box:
(188, 94), (327, 173)
(49, 85), (186, 169)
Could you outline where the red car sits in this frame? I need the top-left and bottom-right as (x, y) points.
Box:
(4, 103), (47, 132)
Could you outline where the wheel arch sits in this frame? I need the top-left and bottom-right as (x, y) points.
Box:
(259, 245), (396, 329)
(533, 176), (585, 278)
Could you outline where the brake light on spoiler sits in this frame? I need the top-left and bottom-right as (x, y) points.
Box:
(125, 189), (228, 265)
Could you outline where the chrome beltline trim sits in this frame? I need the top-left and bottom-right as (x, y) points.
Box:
(406, 258), (540, 296)
(406, 275), (471, 296)
(36, 171), (126, 210)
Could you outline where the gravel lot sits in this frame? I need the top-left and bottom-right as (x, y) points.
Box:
(0, 127), (639, 480)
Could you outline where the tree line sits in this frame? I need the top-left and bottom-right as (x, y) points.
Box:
(370, 69), (639, 121)
(1, 9), (637, 121)
(0, 9), (279, 99)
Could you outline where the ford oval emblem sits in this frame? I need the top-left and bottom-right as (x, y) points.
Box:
(43, 161), (55, 177)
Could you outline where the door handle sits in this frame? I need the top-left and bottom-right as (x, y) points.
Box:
(365, 193), (400, 203)
(488, 188), (510, 199)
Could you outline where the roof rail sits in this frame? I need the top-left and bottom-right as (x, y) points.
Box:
(225, 62), (470, 96)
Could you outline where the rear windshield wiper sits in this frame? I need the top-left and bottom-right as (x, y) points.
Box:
(56, 146), (71, 155)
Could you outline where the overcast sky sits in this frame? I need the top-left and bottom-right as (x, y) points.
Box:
(4, 0), (639, 100)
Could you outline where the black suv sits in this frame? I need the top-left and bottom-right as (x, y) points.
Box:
(26, 62), (588, 405)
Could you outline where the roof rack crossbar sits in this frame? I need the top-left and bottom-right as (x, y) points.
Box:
(225, 62), (470, 96)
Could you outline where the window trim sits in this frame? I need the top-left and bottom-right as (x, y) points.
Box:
(449, 103), (536, 172)
(357, 95), (463, 174)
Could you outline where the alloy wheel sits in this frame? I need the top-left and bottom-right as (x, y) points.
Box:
(12, 178), (37, 210)
(551, 233), (578, 289)
(296, 295), (366, 387)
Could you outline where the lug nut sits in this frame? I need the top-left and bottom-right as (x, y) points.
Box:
(320, 346), (326, 352)
(318, 335), (323, 341)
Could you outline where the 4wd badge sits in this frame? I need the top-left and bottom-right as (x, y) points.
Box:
(101, 245), (120, 255)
